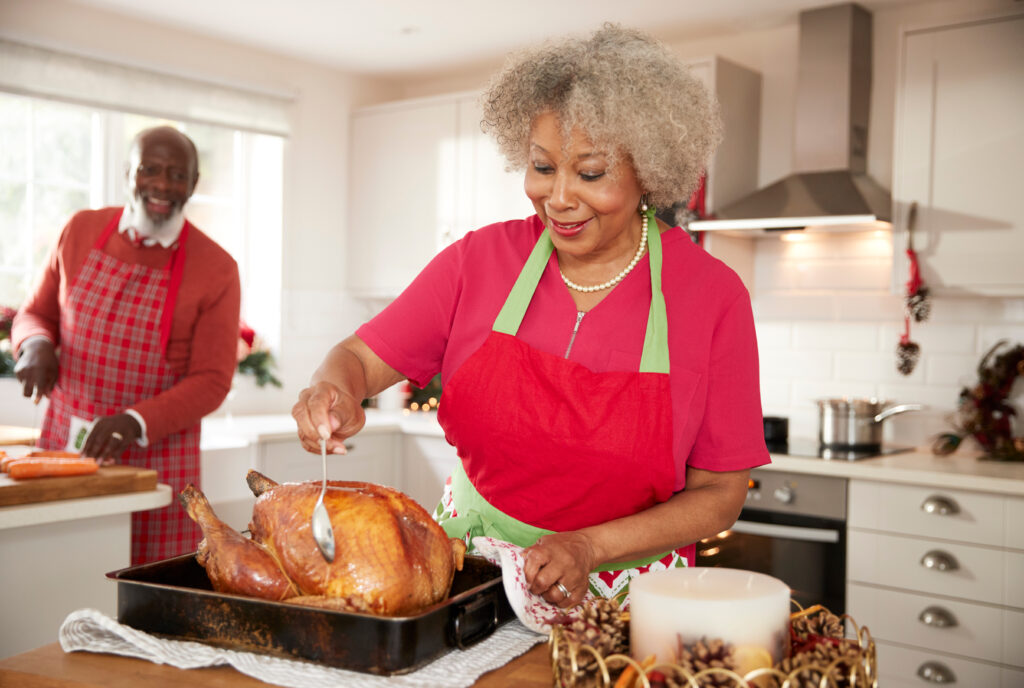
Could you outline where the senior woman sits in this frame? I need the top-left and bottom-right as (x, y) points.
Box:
(293, 24), (769, 609)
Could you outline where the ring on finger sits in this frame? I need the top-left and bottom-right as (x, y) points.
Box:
(111, 431), (124, 442)
(555, 582), (571, 600)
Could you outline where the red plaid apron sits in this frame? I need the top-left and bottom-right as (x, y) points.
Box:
(39, 209), (200, 565)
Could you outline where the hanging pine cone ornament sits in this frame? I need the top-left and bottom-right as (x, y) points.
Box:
(896, 201), (929, 375)
(553, 597), (630, 687)
(897, 337), (921, 375)
(908, 285), (931, 323)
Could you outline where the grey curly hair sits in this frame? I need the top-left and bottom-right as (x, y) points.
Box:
(480, 23), (722, 210)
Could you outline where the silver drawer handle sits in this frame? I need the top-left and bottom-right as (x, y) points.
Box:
(920, 550), (959, 572)
(917, 661), (956, 683)
(918, 606), (958, 628)
(921, 495), (959, 516)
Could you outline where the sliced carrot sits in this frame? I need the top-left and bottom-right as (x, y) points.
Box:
(8, 458), (99, 479)
(1, 454), (22, 473)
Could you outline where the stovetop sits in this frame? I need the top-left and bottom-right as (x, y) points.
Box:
(767, 437), (913, 461)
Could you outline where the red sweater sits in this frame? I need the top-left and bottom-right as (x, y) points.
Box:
(12, 207), (241, 443)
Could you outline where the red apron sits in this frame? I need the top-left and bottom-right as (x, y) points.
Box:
(39, 209), (199, 565)
(437, 206), (690, 600)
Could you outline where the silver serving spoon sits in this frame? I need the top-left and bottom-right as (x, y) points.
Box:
(311, 437), (336, 562)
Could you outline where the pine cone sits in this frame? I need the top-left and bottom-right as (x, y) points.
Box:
(908, 286), (931, 322)
(669, 636), (742, 687)
(554, 597), (629, 687)
(773, 641), (863, 688)
(791, 609), (844, 640)
(897, 340), (920, 375)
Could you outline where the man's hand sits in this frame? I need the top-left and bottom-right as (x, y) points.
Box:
(82, 414), (143, 464)
(13, 338), (59, 402)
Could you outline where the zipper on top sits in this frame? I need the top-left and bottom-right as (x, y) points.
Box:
(564, 311), (585, 359)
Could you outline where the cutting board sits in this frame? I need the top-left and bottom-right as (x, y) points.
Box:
(0, 465), (159, 507)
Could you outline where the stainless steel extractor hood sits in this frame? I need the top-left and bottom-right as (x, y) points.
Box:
(690, 3), (892, 233)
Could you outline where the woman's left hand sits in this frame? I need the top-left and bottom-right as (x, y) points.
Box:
(522, 531), (596, 608)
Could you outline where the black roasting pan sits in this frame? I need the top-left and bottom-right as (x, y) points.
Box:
(106, 553), (513, 675)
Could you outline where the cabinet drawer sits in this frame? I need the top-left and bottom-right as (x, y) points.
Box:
(1007, 497), (1024, 550)
(1007, 549), (1024, 609)
(848, 480), (1004, 546)
(848, 530), (1004, 605)
(259, 433), (397, 488)
(847, 583), (1013, 666)
(871, 640), (1024, 687)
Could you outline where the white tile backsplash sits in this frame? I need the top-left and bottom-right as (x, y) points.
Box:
(750, 232), (1022, 448)
(794, 259), (892, 290)
(977, 325), (1024, 353)
(793, 322), (880, 351)
(751, 292), (837, 320)
(924, 353), (986, 386)
(759, 348), (834, 380)
(836, 292), (905, 321)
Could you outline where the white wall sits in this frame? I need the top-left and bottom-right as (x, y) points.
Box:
(0, 0), (403, 424)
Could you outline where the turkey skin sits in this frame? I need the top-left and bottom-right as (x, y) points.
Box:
(180, 470), (466, 616)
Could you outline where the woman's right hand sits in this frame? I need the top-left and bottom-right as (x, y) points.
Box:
(292, 381), (365, 455)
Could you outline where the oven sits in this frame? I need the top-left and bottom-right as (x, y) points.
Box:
(695, 468), (848, 614)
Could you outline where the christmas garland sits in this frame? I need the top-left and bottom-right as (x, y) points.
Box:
(933, 340), (1024, 461)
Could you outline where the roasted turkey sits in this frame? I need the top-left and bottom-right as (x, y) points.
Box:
(179, 470), (466, 616)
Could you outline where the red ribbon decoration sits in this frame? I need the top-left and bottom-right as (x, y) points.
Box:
(906, 246), (923, 297)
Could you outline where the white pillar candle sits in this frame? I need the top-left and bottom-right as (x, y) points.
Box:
(630, 567), (790, 669)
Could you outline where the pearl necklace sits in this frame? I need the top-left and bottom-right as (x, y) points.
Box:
(559, 210), (648, 293)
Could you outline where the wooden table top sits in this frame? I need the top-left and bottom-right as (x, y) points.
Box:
(0, 641), (553, 687)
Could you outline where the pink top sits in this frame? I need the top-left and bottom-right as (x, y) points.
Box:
(358, 216), (769, 490)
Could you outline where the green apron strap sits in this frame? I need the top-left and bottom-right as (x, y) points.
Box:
(492, 231), (554, 335)
(443, 461), (668, 572)
(639, 206), (670, 374)
(494, 208), (669, 374)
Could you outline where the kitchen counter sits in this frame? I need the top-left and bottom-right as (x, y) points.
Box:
(0, 472), (172, 659)
(764, 446), (1024, 496)
(202, 413), (1024, 496)
(0, 483), (172, 530)
(0, 641), (552, 687)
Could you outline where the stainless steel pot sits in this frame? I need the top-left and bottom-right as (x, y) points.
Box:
(817, 398), (923, 450)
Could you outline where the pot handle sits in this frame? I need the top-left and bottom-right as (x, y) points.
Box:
(873, 403), (924, 423)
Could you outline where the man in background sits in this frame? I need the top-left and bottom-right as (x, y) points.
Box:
(12, 125), (240, 565)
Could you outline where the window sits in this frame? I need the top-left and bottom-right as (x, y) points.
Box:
(0, 91), (284, 348)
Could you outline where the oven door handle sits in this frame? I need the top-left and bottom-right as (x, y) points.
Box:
(731, 520), (840, 543)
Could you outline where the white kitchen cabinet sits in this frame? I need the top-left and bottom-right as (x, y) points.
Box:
(891, 12), (1024, 297)
(346, 58), (761, 296)
(683, 57), (761, 292)
(846, 479), (1024, 684)
(346, 92), (532, 297)
(259, 432), (398, 489)
(399, 433), (458, 513)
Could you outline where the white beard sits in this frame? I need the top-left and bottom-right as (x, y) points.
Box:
(123, 197), (186, 245)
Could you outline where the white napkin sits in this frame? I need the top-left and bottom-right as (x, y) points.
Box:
(471, 536), (596, 633)
(59, 608), (544, 688)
